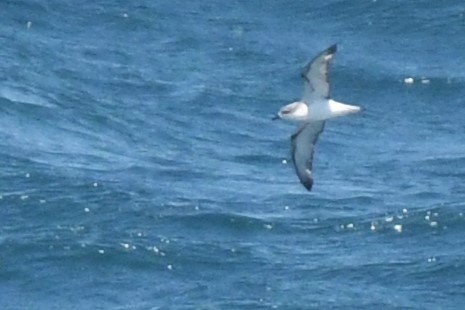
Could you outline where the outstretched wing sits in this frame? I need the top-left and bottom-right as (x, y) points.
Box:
(291, 121), (325, 191)
(301, 44), (337, 104)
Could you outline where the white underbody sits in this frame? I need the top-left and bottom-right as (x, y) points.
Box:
(309, 99), (360, 121)
(280, 99), (360, 122)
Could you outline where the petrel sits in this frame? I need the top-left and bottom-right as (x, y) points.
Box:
(273, 44), (360, 191)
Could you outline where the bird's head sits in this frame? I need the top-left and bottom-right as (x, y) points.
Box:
(272, 101), (308, 121)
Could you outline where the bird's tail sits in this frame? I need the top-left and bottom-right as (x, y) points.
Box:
(329, 100), (361, 117)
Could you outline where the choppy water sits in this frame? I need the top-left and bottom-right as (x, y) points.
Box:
(1, 1), (465, 309)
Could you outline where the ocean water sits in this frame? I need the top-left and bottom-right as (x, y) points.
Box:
(1, 0), (465, 309)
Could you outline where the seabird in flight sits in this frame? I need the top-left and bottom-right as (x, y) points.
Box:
(273, 44), (361, 191)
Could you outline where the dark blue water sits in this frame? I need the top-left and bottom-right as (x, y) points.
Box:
(1, 1), (465, 309)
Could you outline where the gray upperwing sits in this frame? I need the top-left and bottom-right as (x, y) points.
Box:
(301, 44), (337, 103)
(291, 121), (325, 191)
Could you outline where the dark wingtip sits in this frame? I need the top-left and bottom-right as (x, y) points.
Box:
(327, 44), (337, 54)
(301, 179), (313, 191)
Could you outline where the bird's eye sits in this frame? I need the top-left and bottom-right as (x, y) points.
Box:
(281, 109), (291, 114)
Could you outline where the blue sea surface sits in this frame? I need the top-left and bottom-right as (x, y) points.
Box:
(1, 1), (465, 309)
